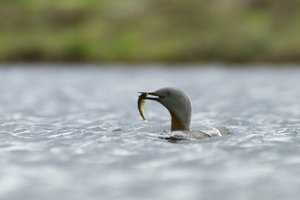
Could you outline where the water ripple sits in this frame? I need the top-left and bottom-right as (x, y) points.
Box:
(0, 66), (300, 200)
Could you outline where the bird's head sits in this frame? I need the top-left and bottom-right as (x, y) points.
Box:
(145, 87), (192, 131)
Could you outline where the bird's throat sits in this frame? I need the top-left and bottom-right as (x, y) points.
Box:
(170, 112), (189, 132)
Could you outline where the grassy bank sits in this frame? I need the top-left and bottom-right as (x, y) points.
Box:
(1, 0), (300, 63)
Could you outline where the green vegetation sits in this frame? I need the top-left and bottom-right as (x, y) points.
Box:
(1, 0), (300, 62)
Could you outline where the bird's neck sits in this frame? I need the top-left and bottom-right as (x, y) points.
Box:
(170, 112), (190, 132)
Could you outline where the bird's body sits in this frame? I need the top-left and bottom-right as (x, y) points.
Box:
(138, 87), (223, 138)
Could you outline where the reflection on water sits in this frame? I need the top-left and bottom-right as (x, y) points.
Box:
(0, 65), (300, 200)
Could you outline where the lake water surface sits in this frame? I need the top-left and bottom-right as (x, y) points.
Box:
(0, 64), (300, 200)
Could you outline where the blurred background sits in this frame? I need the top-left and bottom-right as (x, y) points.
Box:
(2, 2), (300, 200)
(1, 0), (300, 63)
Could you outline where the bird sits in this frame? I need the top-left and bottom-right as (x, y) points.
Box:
(138, 87), (222, 139)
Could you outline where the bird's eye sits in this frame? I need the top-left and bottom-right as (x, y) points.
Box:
(165, 91), (171, 96)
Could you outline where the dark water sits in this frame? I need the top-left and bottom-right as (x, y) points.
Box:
(0, 64), (300, 200)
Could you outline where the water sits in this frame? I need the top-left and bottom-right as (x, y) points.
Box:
(0, 64), (300, 200)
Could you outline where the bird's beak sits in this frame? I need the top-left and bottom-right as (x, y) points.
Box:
(146, 92), (161, 101)
(138, 92), (163, 101)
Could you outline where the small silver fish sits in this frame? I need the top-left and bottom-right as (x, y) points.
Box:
(138, 92), (148, 120)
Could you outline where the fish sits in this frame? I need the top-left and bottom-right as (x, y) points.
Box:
(138, 92), (148, 120)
